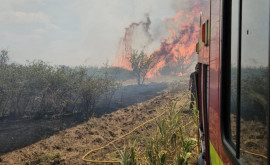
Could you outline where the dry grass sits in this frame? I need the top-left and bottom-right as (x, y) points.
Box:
(118, 95), (199, 165)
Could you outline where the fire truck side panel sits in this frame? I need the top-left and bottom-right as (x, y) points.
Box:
(208, 0), (232, 164)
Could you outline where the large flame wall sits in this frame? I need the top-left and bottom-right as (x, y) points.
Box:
(114, 0), (205, 77)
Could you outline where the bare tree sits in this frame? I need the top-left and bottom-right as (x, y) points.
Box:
(129, 50), (155, 85)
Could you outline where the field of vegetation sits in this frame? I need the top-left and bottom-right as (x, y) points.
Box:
(0, 50), (137, 120)
(0, 50), (199, 164)
(0, 78), (199, 165)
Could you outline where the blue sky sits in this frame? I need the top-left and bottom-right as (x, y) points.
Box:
(0, 0), (182, 66)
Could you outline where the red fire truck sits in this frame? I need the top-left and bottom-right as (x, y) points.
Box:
(196, 0), (269, 164)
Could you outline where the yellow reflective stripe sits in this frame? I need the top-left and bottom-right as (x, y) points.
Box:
(210, 141), (224, 165)
(197, 41), (204, 52)
(207, 20), (210, 45)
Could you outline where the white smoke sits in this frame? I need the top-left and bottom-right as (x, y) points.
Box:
(72, 0), (190, 66)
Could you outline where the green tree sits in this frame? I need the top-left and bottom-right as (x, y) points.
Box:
(0, 50), (9, 66)
(129, 50), (155, 85)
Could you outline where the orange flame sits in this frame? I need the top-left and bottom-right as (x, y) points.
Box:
(114, 0), (205, 77)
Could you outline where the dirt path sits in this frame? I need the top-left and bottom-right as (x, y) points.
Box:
(0, 77), (193, 165)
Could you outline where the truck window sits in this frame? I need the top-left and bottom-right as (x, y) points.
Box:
(225, 0), (269, 164)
